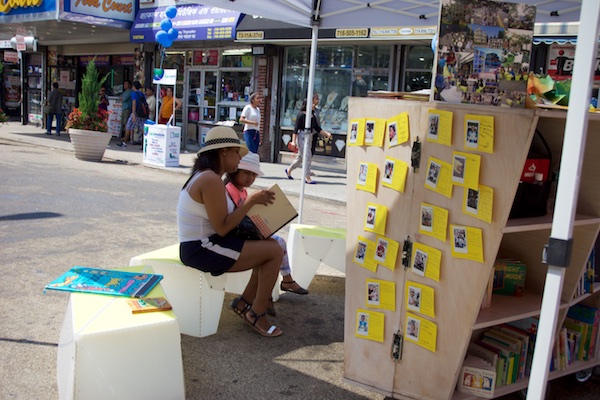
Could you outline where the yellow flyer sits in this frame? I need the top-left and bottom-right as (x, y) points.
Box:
(425, 156), (453, 198)
(452, 151), (481, 188)
(356, 161), (378, 193)
(354, 236), (377, 272)
(382, 156), (408, 193)
(463, 184), (493, 224)
(405, 312), (437, 353)
(406, 281), (435, 318)
(366, 279), (396, 311)
(356, 309), (385, 342)
(364, 118), (386, 147)
(348, 118), (365, 146)
(411, 242), (442, 282)
(374, 235), (400, 271)
(464, 114), (494, 154)
(387, 112), (409, 148)
(450, 225), (484, 263)
(426, 109), (453, 146)
(364, 203), (388, 236)
(419, 203), (448, 242)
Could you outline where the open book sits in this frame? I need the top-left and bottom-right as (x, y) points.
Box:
(248, 184), (298, 238)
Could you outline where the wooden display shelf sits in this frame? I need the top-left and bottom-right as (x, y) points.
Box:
(503, 214), (600, 234)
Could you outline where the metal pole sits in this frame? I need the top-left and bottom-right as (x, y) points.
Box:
(298, 23), (319, 222)
(527, 1), (600, 398)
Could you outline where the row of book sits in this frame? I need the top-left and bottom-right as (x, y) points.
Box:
(459, 304), (600, 397)
(575, 246), (598, 298)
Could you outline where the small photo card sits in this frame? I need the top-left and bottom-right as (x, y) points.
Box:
(364, 118), (386, 147)
(406, 281), (435, 318)
(425, 160), (441, 189)
(374, 235), (400, 271)
(381, 156), (408, 193)
(450, 225), (484, 263)
(355, 309), (384, 342)
(426, 109), (453, 146)
(451, 151), (481, 188)
(425, 156), (453, 198)
(366, 278), (396, 310)
(356, 162), (378, 193)
(364, 203), (388, 236)
(405, 312), (437, 353)
(348, 118), (365, 146)
(419, 203), (448, 242)
(464, 114), (494, 153)
(411, 242), (442, 282)
(387, 112), (409, 148)
(354, 236), (377, 272)
(465, 120), (480, 149)
(463, 184), (494, 224)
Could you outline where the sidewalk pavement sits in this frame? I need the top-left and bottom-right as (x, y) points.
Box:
(0, 122), (347, 205)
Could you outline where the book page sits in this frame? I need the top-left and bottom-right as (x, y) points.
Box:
(248, 184), (298, 238)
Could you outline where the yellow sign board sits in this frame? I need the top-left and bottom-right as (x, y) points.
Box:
(370, 26), (437, 37)
(237, 31), (265, 40)
(336, 28), (369, 38)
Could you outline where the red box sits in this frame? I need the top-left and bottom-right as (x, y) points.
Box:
(520, 158), (550, 183)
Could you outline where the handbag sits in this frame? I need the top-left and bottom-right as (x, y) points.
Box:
(44, 105), (52, 114)
(287, 142), (298, 153)
(227, 215), (262, 240)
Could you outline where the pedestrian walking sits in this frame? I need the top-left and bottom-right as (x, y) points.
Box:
(239, 92), (262, 153)
(46, 82), (63, 136)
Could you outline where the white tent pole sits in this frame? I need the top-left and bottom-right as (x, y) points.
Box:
(298, 23), (319, 223)
(526, 1), (600, 399)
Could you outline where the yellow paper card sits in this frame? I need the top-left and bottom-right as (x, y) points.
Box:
(425, 156), (453, 198)
(374, 235), (400, 271)
(354, 236), (377, 272)
(356, 161), (378, 193)
(411, 242), (442, 282)
(452, 151), (481, 188)
(406, 281), (435, 318)
(426, 109), (453, 146)
(366, 279), (396, 311)
(419, 203), (448, 242)
(348, 118), (365, 146)
(365, 118), (386, 147)
(356, 309), (385, 342)
(364, 203), (388, 236)
(405, 312), (437, 352)
(382, 156), (408, 193)
(387, 112), (409, 148)
(464, 114), (494, 153)
(450, 225), (484, 263)
(463, 184), (493, 224)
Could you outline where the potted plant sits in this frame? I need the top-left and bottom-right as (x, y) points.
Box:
(66, 58), (112, 162)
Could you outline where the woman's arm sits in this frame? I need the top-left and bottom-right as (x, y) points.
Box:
(174, 97), (182, 110)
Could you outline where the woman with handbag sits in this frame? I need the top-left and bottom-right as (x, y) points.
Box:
(285, 98), (332, 184)
(178, 126), (284, 337)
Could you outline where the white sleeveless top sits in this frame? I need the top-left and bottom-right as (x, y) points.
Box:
(177, 171), (235, 242)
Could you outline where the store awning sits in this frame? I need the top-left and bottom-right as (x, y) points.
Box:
(130, 4), (242, 43)
(533, 36), (577, 45)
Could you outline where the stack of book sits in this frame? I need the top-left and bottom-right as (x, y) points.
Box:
(559, 304), (600, 368)
(575, 247), (597, 297)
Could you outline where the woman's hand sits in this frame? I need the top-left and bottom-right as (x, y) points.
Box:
(248, 189), (275, 206)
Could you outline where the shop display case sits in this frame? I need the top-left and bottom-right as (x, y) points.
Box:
(25, 53), (44, 126)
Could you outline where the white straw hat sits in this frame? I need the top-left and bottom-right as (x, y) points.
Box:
(237, 152), (264, 177)
(198, 126), (248, 156)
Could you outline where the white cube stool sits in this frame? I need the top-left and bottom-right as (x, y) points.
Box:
(129, 244), (256, 338)
(57, 265), (185, 400)
(287, 224), (347, 291)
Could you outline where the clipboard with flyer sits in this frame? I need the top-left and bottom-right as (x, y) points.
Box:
(248, 184), (298, 238)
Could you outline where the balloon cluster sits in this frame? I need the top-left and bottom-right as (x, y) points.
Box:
(155, 6), (178, 48)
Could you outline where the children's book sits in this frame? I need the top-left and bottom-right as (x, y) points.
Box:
(457, 355), (496, 398)
(492, 258), (527, 296)
(45, 266), (163, 298)
(127, 297), (172, 314)
(248, 184), (298, 239)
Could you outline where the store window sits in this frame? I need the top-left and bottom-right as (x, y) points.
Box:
(403, 45), (434, 92)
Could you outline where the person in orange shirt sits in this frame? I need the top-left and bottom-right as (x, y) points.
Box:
(158, 87), (182, 124)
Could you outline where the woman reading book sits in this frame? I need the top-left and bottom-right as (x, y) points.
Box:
(224, 152), (308, 303)
(177, 126), (283, 337)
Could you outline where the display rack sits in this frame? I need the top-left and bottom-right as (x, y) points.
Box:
(343, 98), (600, 399)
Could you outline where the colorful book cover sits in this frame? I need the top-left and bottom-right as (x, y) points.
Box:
(493, 258), (527, 296)
(248, 184), (298, 239)
(484, 329), (522, 383)
(476, 340), (505, 387)
(563, 317), (588, 361)
(566, 304), (599, 360)
(45, 266), (163, 298)
(127, 297), (173, 314)
(480, 337), (516, 385)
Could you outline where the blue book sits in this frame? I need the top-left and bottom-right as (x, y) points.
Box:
(45, 266), (163, 298)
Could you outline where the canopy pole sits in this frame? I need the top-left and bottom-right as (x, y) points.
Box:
(298, 23), (319, 223)
(527, 1), (600, 399)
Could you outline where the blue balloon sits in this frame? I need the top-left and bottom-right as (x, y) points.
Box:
(162, 38), (173, 48)
(431, 33), (438, 53)
(155, 30), (168, 45)
(165, 5), (177, 19)
(167, 28), (179, 41)
(160, 18), (173, 32)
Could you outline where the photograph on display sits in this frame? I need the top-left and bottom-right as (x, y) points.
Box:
(406, 316), (420, 341)
(427, 113), (440, 140)
(388, 122), (398, 147)
(452, 154), (466, 184)
(357, 312), (369, 335)
(383, 159), (395, 184)
(465, 120), (480, 148)
(407, 285), (422, 313)
(365, 205), (377, 230)
(426, 160), (442, 189)
(358, 162), (368, 186)
(436, 0), (536, 108)
(421, 205), (433, 232)
(354, 240), (368, 264)
(374, 237), (388, 264)
(349, 121), (359, 143)
(453, 226), (468, 254)
(365, 120), (375, 144)
(466, 188), (480, 214)
(412, 248), (428, 277)
(367, 282), (380, 306)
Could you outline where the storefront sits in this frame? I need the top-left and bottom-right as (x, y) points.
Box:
(1, 45), (22, 120)
(130, 3), (248, 149)
(235, 18), (437, 159)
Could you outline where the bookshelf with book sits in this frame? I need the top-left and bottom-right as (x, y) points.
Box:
(343, 97), (600, 400)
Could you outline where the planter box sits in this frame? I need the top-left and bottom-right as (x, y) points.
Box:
(68, 129), (112, 162)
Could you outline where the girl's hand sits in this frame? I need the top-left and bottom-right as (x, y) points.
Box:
(248, 189), (275, 206)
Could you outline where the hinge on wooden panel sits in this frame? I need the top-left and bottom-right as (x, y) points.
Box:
(392, 331), (403, 361)
(411, 137), (421, 173)
(402, 237), (412, 269)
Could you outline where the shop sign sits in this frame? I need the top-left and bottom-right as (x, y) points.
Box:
(79, 55), (110, 66)
(0, 40), (12, 48)
(153, 68), (177, 85)
(335, 28), (369, 38)
(370, 26), (437, 38)
(548, 43), (600, 81)
(193, 49), (218, 66)
(66, 0), (134, 22)
(3, 50), (19, 63)
(0, 0), (43, 14)
(112, 55), (135, 65)
(237, 31), (264, 40)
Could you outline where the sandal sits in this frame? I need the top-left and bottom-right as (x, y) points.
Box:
(280, 280), (309, 295)
(267, 297), (277, 317)
(244, 308), (283, 337)
(230, 296), (252, 319)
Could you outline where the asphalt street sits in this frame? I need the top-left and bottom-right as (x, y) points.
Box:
(1, 123), (599, 399)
